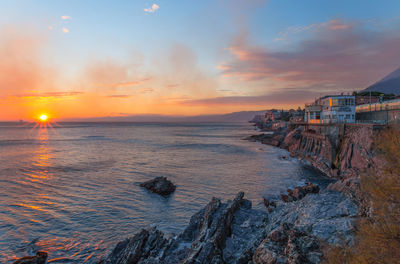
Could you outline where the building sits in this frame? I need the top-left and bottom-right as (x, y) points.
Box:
(356, 98), (400, 124)
(264, 110), (282, 123)
(305, 95), (356, 124)
(250, 115), (264, 123)
(355, 95), (380, 106)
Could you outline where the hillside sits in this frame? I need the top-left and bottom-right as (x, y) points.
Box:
(364, 67), (400, 95)
(61, 110), (268, 123)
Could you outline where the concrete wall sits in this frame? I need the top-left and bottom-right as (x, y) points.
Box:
(356, 109), (400, 124)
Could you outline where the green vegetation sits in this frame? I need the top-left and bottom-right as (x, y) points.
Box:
(324, 125), (400, 263)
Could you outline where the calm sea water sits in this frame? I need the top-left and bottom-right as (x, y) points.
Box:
(0, 122), (329, 263)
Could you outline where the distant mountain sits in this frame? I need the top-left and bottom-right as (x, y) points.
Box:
(364, 67), (400, 95)
(61, 110), (268, 123)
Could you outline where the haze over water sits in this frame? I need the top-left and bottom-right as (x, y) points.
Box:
(0, 122), (329, 263)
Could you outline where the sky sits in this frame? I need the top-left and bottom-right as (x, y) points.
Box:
(1, 0), (400, 121)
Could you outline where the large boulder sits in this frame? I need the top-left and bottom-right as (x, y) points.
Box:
(140, 177), (176, 196)
(13, 252), (48, 264)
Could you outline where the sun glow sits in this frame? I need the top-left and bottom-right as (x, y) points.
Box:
(39, 114), (48, 122)
(31, 113), (58, 131)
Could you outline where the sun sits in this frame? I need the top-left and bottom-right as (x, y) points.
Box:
(39, 114), (48, 122)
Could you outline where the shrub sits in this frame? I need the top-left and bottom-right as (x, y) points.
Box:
(324, 125), (400, 263)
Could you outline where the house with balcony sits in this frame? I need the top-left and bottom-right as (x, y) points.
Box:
(305, 95), (356, 124)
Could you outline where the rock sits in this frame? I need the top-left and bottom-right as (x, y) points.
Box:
(268, 190), (358, 245)
(101, 189), (357, 264)
(283, 183), (320, 202)
(303, 182), (320, 194)
(140, 177), (176, 196)
(13, 252), (48, 264)
(244, 132), (287, 148)
(263, 198), (276, 208)
(253, 224), (322, 264)
(99, 228), (167, 264)
(281, 194), (292, 203)
(100, 192), (266, 264)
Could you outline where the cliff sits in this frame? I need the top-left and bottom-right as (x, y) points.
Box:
(248, 123), (387, 217)
(254, 124), (383, 180)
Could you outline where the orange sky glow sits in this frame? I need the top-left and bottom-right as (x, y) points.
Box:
(2, 1), (400, 121)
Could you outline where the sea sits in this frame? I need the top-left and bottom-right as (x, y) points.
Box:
(0, 122), (331, 263)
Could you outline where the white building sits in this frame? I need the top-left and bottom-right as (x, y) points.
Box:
(305, 95), (355, 124)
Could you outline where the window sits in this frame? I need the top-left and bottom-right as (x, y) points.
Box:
(346, 114), (350, 119)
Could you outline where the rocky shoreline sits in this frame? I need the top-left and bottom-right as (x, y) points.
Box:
(13, 124), (368, 264)
(93, 125), (365, 264)
(98, 187), (357, 264)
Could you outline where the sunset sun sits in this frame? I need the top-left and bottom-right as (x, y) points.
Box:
(39, 114), (48, 122)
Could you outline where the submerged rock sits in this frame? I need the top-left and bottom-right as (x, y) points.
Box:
(140, 177), (176, 196)
(13, 251), (48, 264)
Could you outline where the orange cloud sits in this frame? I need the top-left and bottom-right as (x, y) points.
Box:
(95, 78), (151, 88)
(0, 26), (55, 96)
(220, 20), (400, 91)
(144, 4), (160, 13)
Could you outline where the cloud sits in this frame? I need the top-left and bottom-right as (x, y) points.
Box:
(5, 91), (83, 99)
(274, 19), (353, 42)
(140, 88), (154, 93)
(62, 27), (69, 33)
(95, 78), (151, 88)
(144, 4), (160, 13)
(179, 88), (322, 106)
(61, 15), (71, 20)
(106, 94), (132, 98)
(0, 26), (54, 95)
(85, 59), (151, 90)
(220, 19), (400, 92)
(152, 43), (219, 98)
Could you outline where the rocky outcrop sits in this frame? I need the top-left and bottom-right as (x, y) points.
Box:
(333, 126), (380, 178)
(281, 183), (320, 203)
(140, 177), (176, 196)
(253, 223), (321, 264)
(244, 131), (287, 147)
(100, 190), (357, 263)
(249, 124), (382, 179)
(100, 192), (267, 264)
(13, 252), (48, 264)
(269, 190), (358, 245)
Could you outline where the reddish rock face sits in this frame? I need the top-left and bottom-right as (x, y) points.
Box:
(280, 125), (381, 179)
(281, 183), (320, 203)
(337, 126), (377, 178)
